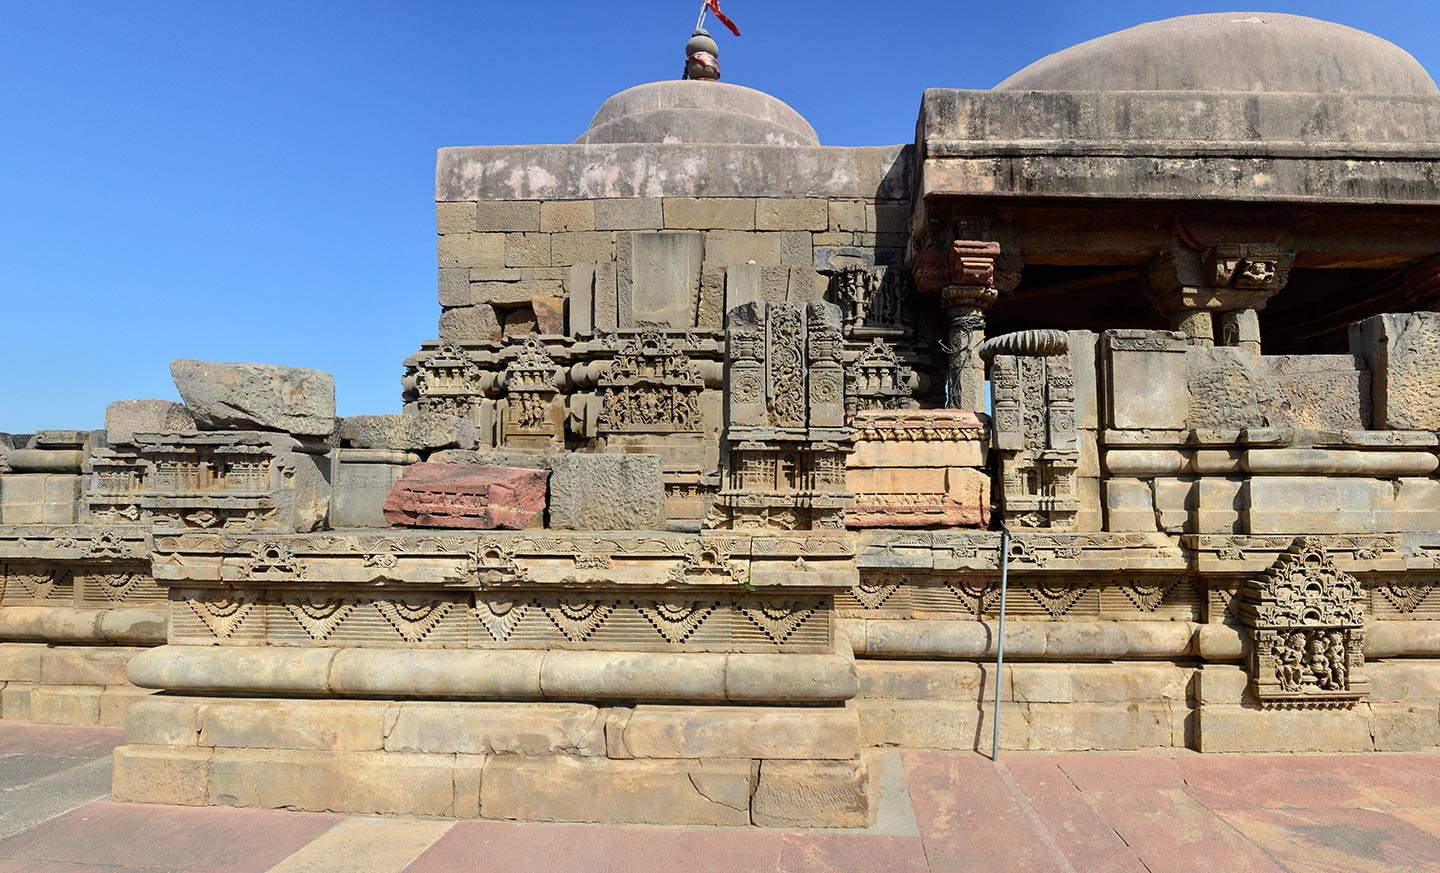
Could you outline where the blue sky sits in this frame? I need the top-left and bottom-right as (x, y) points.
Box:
(2, 1), (1436, 432)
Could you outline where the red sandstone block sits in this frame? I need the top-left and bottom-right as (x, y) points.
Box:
(383, 463), (547, 530)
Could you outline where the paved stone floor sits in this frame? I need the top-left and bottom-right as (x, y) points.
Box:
(1, 721), (1439, 872)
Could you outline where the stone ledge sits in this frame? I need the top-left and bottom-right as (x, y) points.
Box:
(125, 641), (858, 703)
(0, 607), (166, 644)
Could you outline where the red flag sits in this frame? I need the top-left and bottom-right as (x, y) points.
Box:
(706, 0), (741, 37)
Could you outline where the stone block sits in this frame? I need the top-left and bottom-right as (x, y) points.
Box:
(548, 454), (666, 530)
(466, 279), (563, 307)
(703, 231), (799, 267)
(814, 245), (875, 272)
(753, 758), (873, 828)
(105, 399), (195, 444)
(1195, 477), (1244, 533)
(848, 465), (990, 529)
(438, 305), (502, 341)
(99, 686), (155, 727)
(1, 683), (34, 720)
(340, 413), (478, 452)
(550, 231), (613, 266)
(1371, 703), (1440, 751)
(595, 198), (663, 231)
(500, 306), (537, 337)
(504, 232), (550, 267)
(383, 463), (547, 530)
(171, 360), (336, 437)
(40, 647), (137, 686)
(112, 745), (212, 805)
(828, 200), (867, 232)
(594, 262), (619, 330)
(1242, 476), (1394, 534)
(481, 756), (752, 826)
(438, 232), (505, 268)
(197, 700), (388, 751)
(207, 748), (468, 816)
(332, 455), (412, 529)
(1152, 477), (1192, 533)
(1197, 703), (1375, 752)
(1258, 354), (1368, 429)
(436, 201), (477, 234)
(624, 232), (703, 328)
(873, 201), (910, 235)
(1, 473), (81, 525)
(697, 266), (725, 328)
(438, 267), (469, 306)
(857, 699), (1027, 751)
(756, 198), (827, 231)
(385, 702), (603, 756)
(532, 296), (565, 334)
(0, 645), (43, 683)
(539, 201), (596, 232)
(1104, 478), (1158, 532)
(569, 263), (595, 333)
(663, 198), (755, 230)
(1103, 331), (1189, 430)
(124, 697), (205, 746)
(1352, 312), (1440, 429)
(617, 704), (858, 760)
(1026, 701), (1176, 750)
(856, 661), (1006, 701)
(1187, 346), (1262, 428)
(29, 686), (102, 725)
(475, 200), (541, 232)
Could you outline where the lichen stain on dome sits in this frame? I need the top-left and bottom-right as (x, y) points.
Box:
(995, 12), (1439, 96)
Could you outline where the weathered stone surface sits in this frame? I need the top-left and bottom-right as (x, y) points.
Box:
(531, 296), (565, 334)
(171, 360), (336, 437)
(1258, 355), (1368, 429)
(480, 756), (752, 826)
(105, 399), (195, 444)
(623, 232), (703, 328)
(382, 463), (547, 529)
(112, 745), (213, 806)
(438, 232), (505, 268)
(340, 413), (477, 452)
(577, 81), (821, 147)
(206, 747), (476, 816)
(595, 198), (663, 231)
(752, 758), (873, 828)
(547, 454), (665, 530)
(438, 305), (501, 341)
(474, 201), (540, 232)
(1187, 347), (1262, 429)
(616, 704), (858, 760)
(539, 200), (596, 233)
(385, 702), (603, 756)
(1352, 312), (1440, 430)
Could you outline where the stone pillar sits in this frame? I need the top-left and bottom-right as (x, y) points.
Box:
(912, 240), (1022, 410)
(1147, 239), (1291, 352)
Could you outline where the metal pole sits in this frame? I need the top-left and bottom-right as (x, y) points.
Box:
(992, 526), (1011, 761)
(695, 0), (708, 31)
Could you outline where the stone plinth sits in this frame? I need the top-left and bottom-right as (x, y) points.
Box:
(382, 464), (547, 530)
(846, 410), (990, 529)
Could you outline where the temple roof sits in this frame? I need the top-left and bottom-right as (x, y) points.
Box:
(995, 12), (1439, 96)
(576, 80), (819, 147)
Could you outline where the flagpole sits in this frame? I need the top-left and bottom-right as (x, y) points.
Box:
(695, 0), (708, 31)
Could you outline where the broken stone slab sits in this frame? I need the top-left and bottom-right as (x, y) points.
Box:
(339, 413), (479, 452)
(105, 399), (196, 445)
(382, 462), (547, 530)
(548, 454), (666, 531)
(170, 360), (337, 437)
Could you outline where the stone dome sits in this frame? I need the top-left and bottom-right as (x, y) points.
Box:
(577, 80), (820, 146)
(995, 12), (1439, 96)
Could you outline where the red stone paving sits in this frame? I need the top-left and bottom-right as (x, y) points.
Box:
(405, 821), (785, 873)
(776, 834), (929, 873)
(1081, 788), (1286, 873)
(0, 802), (340, 873)
(5, 717), (1440, 873)
(0, 723), (123, 758)
(1216, 805), (1440, 873)
(1001, 758), (1144, 871)
(903, 752), (1066, 873)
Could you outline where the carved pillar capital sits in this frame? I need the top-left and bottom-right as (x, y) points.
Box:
(1147, 240), (1292, 348)
(910, 240), (1024, 409)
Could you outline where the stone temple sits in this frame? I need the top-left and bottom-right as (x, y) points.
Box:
(2, 11), (1439, 827)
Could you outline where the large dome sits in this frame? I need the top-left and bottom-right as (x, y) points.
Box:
(577, 81), (819, 146)
(995, 13), (1439, 96)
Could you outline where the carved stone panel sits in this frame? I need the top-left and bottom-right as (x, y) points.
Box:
(1239, 537), (1368, 709)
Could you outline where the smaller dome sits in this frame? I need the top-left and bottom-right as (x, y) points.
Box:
(995, 13), (1439, 96)
(577, 81), (819, 146)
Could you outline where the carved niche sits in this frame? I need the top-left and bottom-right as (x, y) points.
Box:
(503, 336), (563, 448)
(1239, 538), (1369, 709)
(597, 331), (703, 434)
(709, 301), (854, 531)
(985, 330), (1079, 529)
(845, 338), (914, 420)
